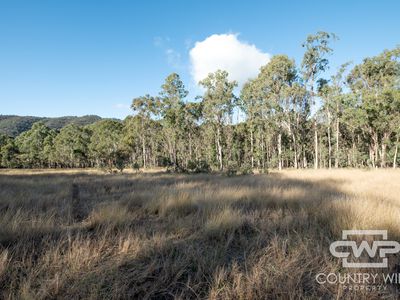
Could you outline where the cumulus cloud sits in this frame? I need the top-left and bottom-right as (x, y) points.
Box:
(189, 34), (271, 86)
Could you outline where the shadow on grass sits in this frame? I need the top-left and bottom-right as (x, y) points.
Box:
(0, 171), (397, 298)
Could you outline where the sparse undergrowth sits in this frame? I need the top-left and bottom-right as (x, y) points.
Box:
(0, 169), (400, 299)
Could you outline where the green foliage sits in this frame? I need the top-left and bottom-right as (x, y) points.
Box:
(226, 161), (238, 177)
(159, 73), (189, 171)
(225, 161), (253, 176)
(0, 134), (19, 168)
(53, 124), (91, 167)
(347, 47), (400, 167)
(199, 70), (238, 171)
(0, 115), (103, 137)
(15, 122), (56, 167)
(199, 70), (238, 123)
(302, 31), (338, 85)
(239, 163), (253, 175)
(0, 116), (43, 137)
(187, 160), (211, 173)
(115, 149), (129, 172)
(88, 120), (123, 171)
(131, 161), (141, 172)
(2, 35), (399, 171)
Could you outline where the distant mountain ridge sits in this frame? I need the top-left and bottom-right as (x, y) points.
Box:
(0, 115), (117, 137)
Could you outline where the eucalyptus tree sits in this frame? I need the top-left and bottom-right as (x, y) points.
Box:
(330, 63), (351, 167)
(0, 134), (9, 167)
(393, 95), (400, 168)
(301, 31), (337, 168)
(240, 79), (262, 168)
(180, 101), (203, 166)
(317, 62), (351, 168)
(121, 115), (143, 167)
(257, 55), (298, 169)
(159, 73), (188, 170)
(317, 78), (338, 168)
(15, 122), (56, 168)
(199, 70), (238, 170)
(381, 88), (400, 168)
(53, 124), (90, 167)
(42, 130), (57, 168)
(3, 32), (398, 172)
(347, 47), (400, 167)
(287, 82), (309, 168)
(88, 120), (123, 170)
(131, 94), (159, 168)
(0, 135), (18, 168)
(340, 92), (368, 167)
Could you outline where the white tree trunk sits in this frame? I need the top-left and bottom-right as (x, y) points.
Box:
(393, 135), (399, 169)
(217, 126), (223, 171)
(335, 117), (339, 168)
(278, 133), (282, 171)
(314, 122), (318, 169)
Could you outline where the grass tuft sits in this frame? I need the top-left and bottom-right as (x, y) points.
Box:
(0, 169), (399, 298)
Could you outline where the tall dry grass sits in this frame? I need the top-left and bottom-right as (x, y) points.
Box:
(0, 169), (399, 299)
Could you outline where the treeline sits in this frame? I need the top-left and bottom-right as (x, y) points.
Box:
(1, 32), (399, 172)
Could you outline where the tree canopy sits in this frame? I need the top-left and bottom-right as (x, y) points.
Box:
(1, 33), (399, 172)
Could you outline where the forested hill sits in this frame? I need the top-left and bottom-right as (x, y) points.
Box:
(0, 115), (107, 137)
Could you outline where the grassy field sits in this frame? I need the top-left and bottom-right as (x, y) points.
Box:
(1, 169), (400, 299)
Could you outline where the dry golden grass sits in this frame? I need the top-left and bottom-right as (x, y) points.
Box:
(0, 169), (400, 299)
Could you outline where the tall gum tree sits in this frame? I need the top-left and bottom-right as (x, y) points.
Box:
(347, 47), (400, 168)
(159, 73), (189, 171)
(257, 55), (298, 169)
(131, 94), (159, 169)
(199, 70), (237, 171)
(301, 31), (337, 169)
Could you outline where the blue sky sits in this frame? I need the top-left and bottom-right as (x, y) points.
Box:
(1, 0), (399, 119)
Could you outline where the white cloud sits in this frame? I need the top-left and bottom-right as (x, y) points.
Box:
(153, 36), (170, 48)
(153, 36), (183, 69)
(165, 48), (182, 68)
(189, 34), (271, 86)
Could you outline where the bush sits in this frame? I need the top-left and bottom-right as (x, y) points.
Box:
(158, 156), (172, 167)
(115, 150), (128, 173)
(131, 162), (141, 173)
(187, 160), (197, 172)
(187, 160), (211, 173)
(239, 163), (253, 175)
(225, 162), (253, 176)
(226, 161), (238, 176)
